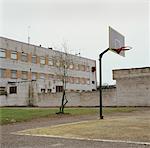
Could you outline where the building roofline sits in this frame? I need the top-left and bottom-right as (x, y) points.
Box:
(113, 67), (150, 71)
(0, 36), (96, 62)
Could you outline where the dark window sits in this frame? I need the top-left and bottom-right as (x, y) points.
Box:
(92, 81), (95, 84)
(41, 89), (45, 93)
(56, 86), (63, 92)
(9, 86), (17, 94)
(92, 89), (96, 91)
(0, 87), (7, 95)
(47, 89), (51, 93)
(91, 67), (96, 72)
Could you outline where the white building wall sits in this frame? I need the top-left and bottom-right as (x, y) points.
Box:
(0, 81), (30, 106)
(0, 37), (97, 94)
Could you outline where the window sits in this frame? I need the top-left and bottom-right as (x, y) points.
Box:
(69, 64), (74, 69)
(40, 73), (45, 79)
(91, 67), (96, 72)
(56, 86), (63, 92)
(0, 69), (5, 78)
(47, 89), (51, 93)
(32, 56), (36, 63)
(22, 71), (28, 80)
(69, 77), (74, 84)
(92, 81), (95, 84)
(0, 87), (7, 95)
(11, 70), (17, 79)
(86, 79), (90, 85)
(32, 72), (36, 80)
(80, 78), (85, 84)
(21, 53), (28, 62)
(80, 65), (85, 71)
(9, 86), (17, 94)
(74, 77), (79, 84)
(75, 64), (79, 70)
(56, 60), (60, 66)
(0, 49), (6, 58)
(11, 51), (17, 60)
(48, 74), (54, 79)
(40, 57), (45, 65)
(86, 66), (90, 72)
(56, 75), (63, 80)
(41, 89), (46, 93)
(48, 59), (53, 66)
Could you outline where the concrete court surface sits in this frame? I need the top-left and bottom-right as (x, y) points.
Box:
(1, 108), (150, 148)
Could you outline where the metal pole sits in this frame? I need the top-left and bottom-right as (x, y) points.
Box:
(99, 48), (109, 119)
(99, 55), (103, 119)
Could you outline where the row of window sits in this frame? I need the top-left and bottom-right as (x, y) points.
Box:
(0, 86), (17, 95)
(0, 49), (93, 72)
(0, 69), (92, 85)
(0, 85), (93, 95)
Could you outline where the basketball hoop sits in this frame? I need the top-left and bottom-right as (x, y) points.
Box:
(111, 46), (132, 54)
(99, 26), (132, 119)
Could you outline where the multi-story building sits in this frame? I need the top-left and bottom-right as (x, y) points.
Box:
(0, 37), (97, 101)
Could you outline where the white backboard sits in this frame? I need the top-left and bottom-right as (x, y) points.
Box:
(109, 26), (125, 57)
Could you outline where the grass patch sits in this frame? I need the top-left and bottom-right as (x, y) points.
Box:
(0, 108), (58, 125)
(0, 107), (137, 125)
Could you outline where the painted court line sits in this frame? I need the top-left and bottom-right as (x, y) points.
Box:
(11, 120), (150, 146)
(13, 120), (93, 133)
(12, 132), (150, 146)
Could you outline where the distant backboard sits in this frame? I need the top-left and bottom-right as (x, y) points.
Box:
(109, 26), (125, 57)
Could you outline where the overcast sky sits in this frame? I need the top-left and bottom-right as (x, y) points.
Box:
(0, 0), (149, 84)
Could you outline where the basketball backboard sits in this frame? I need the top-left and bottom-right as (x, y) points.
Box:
(109, 26), (125, 57)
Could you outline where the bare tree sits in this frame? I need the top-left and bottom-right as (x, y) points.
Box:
(54, 43), (73, 114)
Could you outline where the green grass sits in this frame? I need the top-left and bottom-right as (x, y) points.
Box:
(0, 108), (58, 125)
(0, 107), (137, 125)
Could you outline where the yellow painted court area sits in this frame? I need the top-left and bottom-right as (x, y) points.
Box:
(17, 113), (150, 143)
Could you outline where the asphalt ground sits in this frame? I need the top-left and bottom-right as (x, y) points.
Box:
(1, 110), (150, 148)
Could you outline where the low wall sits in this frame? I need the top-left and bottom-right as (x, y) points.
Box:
(116, 77), (150, 106)
(0, 87), (116, 107)
(1, 84), (149, 107)
(35, 88), (116, 107)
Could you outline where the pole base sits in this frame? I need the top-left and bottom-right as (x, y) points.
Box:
(99, 116), (104, 119)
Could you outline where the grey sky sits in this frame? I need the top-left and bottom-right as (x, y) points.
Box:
(0, 0), (149, 84)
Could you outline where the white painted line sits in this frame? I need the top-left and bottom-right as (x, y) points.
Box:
(51, 143), (64, 147)
(12, 120), (93, 133)
(48, 120), (93, 128)
(12, 132), (150, 146)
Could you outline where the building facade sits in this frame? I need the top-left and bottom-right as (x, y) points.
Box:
(0, 37), (97, 105)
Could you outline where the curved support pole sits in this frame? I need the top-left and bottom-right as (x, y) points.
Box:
(99, 48), (109, 119)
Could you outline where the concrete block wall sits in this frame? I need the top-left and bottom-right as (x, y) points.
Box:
(34, 89), (117, 107)
(0, 82), (149, 107)
(113, 67), (150, 106)
(115, 76), (150, 106)
(36, 92), (80, 107)
(0, 87), (116, 107)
